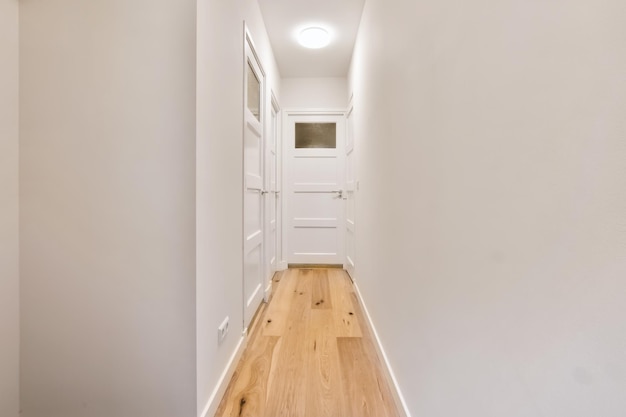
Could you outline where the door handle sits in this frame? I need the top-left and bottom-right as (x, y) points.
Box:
(260, 190), (269, 195)
(332, 190), (344, 199)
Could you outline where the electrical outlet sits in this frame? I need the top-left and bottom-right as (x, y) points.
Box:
(218, 316), (229, 344)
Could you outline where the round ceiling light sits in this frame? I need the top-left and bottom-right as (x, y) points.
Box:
(298, 27), (331, 49)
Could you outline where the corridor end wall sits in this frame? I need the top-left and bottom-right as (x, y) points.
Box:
(281, 77), (348, 109)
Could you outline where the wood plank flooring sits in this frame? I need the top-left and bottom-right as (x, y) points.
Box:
(214, 268), (400, 417)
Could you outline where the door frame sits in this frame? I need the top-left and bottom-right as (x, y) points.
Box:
(263, 92), (281, 300)
(281, 109), (348, 266)
(345, 96), (356, 279)
(274, 98), (287, 272)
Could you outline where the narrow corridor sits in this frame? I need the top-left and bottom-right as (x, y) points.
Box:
(215, 268), (400, 417)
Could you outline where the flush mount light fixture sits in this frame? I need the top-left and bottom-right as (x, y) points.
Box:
(298, 27), (331, 49)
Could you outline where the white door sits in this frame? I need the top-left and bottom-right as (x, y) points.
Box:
(284, 112), (346, 265)
(264, 95), (279, 299)
(345, 102), (356, 278)
(243, 34), (265, 329)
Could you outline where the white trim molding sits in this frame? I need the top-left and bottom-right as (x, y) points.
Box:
(282, 108), (347, 116)
(353, 282), (412, 417)
(200, 332), (248, 417)
(264, 282), (273, 302)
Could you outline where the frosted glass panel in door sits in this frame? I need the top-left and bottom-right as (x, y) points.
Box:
(247, 61), (260, 121)
(295, 123), (336, 148)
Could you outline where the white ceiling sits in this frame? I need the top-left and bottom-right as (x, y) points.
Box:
(258, 0), (366, 78)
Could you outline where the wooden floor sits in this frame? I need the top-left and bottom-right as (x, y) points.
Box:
(215, 268), (400, 417)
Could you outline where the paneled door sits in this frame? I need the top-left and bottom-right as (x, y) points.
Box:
(264, 95), (280, 299)
(284, 112), (346, 265)
(345, 102), (356, 279)
(243, 33), (265, 329)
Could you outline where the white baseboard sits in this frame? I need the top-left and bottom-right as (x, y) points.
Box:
(353, 282), (412, 417)
(199, 332), (248, 417)
(277, 260), (288, 271)
(264, 282), (273, 302)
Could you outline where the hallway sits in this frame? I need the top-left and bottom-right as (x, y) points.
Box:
(215, 269), (400, 417)
(3, 0), (626, 416)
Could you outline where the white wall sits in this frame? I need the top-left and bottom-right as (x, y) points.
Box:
(0, 1), (20, 416)
(349, 0), (626, 416)
(196, 0), (280, 415)
(19, 1), (197, 416)
(281, 77), (348, 108)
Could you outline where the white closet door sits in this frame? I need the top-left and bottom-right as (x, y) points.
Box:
(243, 36), (265, 329)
